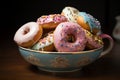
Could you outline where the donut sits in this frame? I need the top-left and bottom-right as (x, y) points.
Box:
(14, 22), (43, 47)
(32, 31), (55, 51)
(37, 14), (68, 29)
(84, 29), (103, 49)
(54, 22), (87, 52)
(61, 6), (80, 23)
(77, 12), (101, 35)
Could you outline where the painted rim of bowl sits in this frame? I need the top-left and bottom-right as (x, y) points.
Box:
(19, 46), (103, 54)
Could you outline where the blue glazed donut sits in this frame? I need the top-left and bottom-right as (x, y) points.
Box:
(77, 12), (101, 35)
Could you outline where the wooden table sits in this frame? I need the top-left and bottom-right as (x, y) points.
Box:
(0, 39), (120, 80)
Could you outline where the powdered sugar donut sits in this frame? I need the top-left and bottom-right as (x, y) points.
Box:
(61, 6), (80, 22)
(37, 14), (68, 29)
(54, 22), (87, 52)
(14, 22), (43, 47)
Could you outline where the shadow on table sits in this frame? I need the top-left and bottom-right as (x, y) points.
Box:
(27, 56), (120, 78)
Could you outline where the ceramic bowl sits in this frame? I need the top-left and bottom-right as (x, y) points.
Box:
(19, 46), (103, 72)
(18, 34), (114, 72)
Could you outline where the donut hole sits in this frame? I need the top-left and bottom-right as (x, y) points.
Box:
(23, 27), (30, 35)
(66, 34), (76, 43)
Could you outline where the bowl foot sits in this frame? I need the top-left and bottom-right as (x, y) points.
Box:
(37, 66), (82, 72)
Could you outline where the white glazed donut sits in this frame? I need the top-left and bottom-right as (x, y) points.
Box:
(32, 31), (55, 51)
(14, 22), (43, 47)
(61, 6), (80, 22)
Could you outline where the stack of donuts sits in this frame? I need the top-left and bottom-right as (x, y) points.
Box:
(14, 6), (104, 52)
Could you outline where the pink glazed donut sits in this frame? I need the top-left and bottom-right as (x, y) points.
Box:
(54, 22), (87, 52)
(84, 29), (103, 49)
(37, 14), (68, 29)
(14, 22), (43, 47)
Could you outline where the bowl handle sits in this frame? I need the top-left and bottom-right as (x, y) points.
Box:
(99, 34), (114, 58)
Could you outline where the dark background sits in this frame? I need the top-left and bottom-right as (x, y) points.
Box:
(0, 1), (120, 79)
(1, 0), (120, 42)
